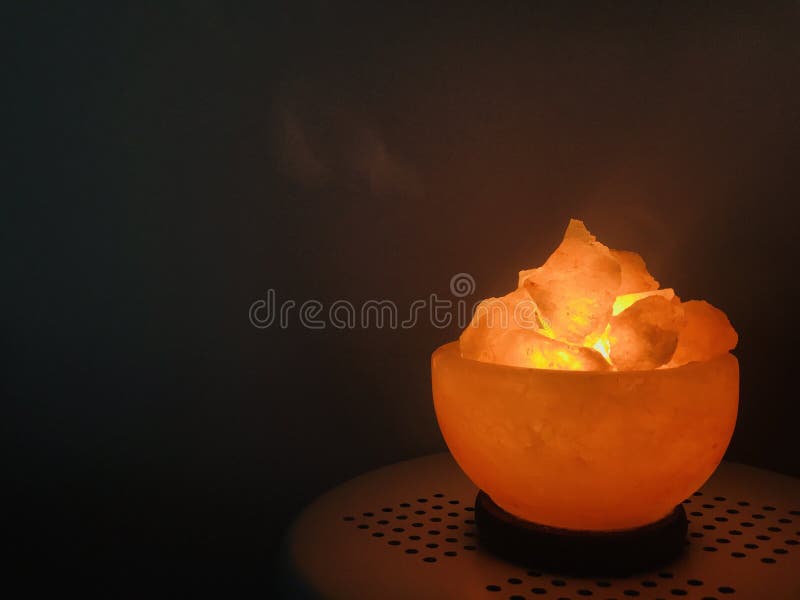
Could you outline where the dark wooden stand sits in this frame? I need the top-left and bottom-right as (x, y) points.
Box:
(474, 490), (688, 575)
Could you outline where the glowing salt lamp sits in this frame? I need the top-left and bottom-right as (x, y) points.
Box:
(431, 219), (738, 571)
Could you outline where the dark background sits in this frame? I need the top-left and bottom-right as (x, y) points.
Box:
(6, 2), (800, 596)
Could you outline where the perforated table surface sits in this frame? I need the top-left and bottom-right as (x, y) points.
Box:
(282, 453), (800, 599)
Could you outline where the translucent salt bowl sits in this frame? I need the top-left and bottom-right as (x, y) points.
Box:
(431, 342), (739, 531)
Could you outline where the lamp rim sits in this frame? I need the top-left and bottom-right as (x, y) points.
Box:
(434, 340), (736, 377)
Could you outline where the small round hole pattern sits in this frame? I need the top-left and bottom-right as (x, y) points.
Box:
(683, 493), (795, 567)
(345, 492), (479, 566)
(344, 490), (796, 596)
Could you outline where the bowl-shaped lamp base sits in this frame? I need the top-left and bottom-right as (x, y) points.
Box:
(475, 490), (688, 575)
(432, 342), (738, 531)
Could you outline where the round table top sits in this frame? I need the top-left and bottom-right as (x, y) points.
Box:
(282, 453), (800, 599)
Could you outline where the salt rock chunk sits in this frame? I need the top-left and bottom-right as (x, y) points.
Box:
(460, 288), (609, 371)
(522, 333), (611, 371)
(668, 300), (738, 366)
(612, 288), (676, 316)
(610, 249), (659, 294)
(461, 324), (610, 371)
(609, 295), (684, 370)
(519, 219), (621, 344)
(459, 288), (537, 363)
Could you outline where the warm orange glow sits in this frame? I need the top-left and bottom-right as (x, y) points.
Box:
(461, 219), (737, 371)
(432, 342), (739, 530)
(434, 219), (740, 530)
(586, 323), (612, 362)
(612, 288), (675, 316)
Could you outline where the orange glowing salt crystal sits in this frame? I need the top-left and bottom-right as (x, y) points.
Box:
(608, 294), (684, 370)
(519, 220), (621, 345)
(668, 300), (738, 367)
(460, 288), (610, 371)
(612, 288), (675, 316)
(610, 248), (659, 294)
(461, 219), (737, 371)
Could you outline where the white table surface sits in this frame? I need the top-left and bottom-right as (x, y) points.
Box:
(283, 453), (800, 600)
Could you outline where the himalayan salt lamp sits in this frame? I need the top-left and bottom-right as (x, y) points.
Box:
(431, 219), (738, 572)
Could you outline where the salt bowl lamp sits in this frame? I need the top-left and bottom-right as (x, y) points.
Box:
(431, 220), (738, 569)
